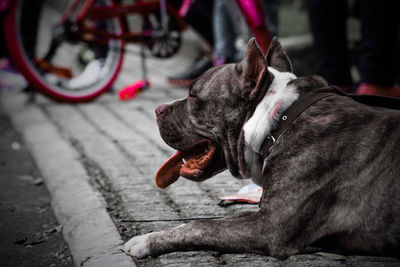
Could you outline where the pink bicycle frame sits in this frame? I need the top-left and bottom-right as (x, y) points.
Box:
(235, 0), (271, 54)
(55, 0), (270, 53)
(56, 0), (186, 46)
(0, 0), (10, 13)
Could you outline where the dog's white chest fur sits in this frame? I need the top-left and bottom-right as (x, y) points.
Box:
(243, 67), (298, 184)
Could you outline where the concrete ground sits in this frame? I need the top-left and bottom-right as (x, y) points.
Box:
(0, 109), (73, 267)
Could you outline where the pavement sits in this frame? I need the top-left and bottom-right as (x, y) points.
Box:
(0, 109), (73, 267)
(1, 30), (400, 266)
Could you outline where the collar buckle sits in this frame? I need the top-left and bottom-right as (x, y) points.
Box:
(266, 133), (276, 154)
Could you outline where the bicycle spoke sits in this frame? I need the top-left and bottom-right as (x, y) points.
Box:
(7, 0), (124, 101)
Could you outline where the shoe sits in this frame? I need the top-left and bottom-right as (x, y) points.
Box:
(356, 83), (400, 98)
(0, 57), (28, 92)
(66, 59), (104, 89)
(167, 55), (213, 87)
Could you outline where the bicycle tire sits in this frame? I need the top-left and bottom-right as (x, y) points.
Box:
(3, 0), (124, 102)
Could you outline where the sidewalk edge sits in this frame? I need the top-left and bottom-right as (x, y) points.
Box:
(1, 94), (135, 267)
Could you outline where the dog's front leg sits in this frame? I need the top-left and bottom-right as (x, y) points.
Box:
(124, 211), (294, 259)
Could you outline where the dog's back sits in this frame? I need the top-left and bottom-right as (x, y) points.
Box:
(278, 91), (400, 256)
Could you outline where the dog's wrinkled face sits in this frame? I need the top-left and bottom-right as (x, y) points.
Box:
(155, 38), (292, 188)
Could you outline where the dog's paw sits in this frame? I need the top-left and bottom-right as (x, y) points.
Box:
(124, 232), (157, 258)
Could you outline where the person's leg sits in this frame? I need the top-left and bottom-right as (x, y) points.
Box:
(307, 0), (353, 89)
(360, 0), (399, 86)
(261, 0), (279, 38)
(169, 0), (214, 45)
(356, 0), (399, 97)
(167, 0), (214, 87)
(213, 0), (238, 65)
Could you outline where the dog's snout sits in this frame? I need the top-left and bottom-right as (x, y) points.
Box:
(155, 104), (166, 116)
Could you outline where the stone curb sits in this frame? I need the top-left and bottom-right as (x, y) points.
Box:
(1, 95), (135, 267)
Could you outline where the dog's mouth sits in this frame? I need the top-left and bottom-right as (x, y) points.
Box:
(156, 139), (217, 189)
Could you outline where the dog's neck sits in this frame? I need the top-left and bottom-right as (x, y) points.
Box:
(242, 67), (298, 185)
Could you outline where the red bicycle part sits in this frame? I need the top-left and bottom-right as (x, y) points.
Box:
(3, 0), (124, 102)
(74, 2), (187, 46)
(35, 58), (73, 79)
(118, 79), (150, 101)
(178, 0), (192, 17)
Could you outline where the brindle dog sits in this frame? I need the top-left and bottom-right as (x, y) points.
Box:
(124, 38), (400, 259)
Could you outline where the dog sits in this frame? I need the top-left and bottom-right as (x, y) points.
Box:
(124, 38), (400, 259)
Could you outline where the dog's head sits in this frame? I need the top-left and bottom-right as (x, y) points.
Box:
(155, 38), (293, 188)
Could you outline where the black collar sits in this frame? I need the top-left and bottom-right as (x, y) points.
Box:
(260, 87), (340, 158)
(260, 86), (400, 159)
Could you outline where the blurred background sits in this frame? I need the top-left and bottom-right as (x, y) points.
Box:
(1, 0), (398, 99)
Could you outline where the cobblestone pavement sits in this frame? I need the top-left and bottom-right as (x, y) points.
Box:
(2, 32), (400, 266)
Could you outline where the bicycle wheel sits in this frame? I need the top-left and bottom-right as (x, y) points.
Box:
(3, 0), (124, 102)
(142, 5), (183, 58)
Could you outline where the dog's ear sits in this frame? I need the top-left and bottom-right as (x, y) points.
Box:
(236, 38), (268, 100)
(266, 37), (293, 73)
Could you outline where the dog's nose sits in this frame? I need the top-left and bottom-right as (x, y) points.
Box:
(155, 104), (166, 116)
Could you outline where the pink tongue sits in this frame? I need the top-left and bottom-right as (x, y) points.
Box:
(155, 151), (183, 189)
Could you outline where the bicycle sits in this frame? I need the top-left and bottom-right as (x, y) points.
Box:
(3, 0), (271, 102)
